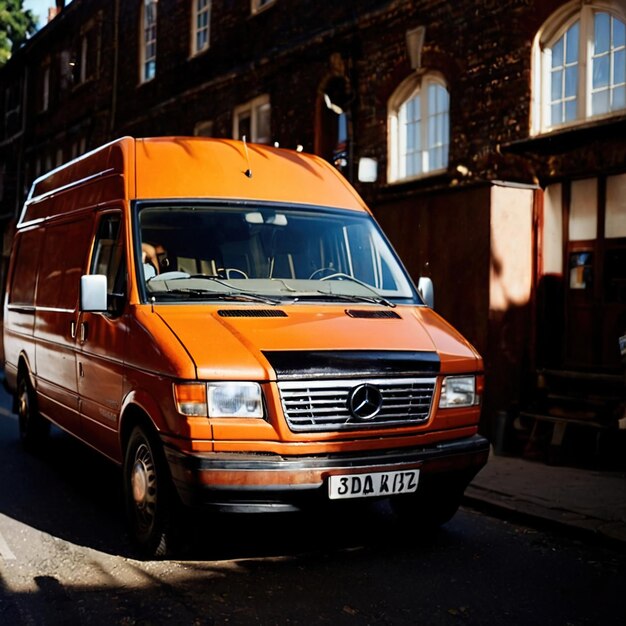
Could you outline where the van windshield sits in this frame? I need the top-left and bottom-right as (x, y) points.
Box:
(137, 203), (418, 305)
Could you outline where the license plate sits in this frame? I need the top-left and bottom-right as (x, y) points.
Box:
(328, 469), (420, 500)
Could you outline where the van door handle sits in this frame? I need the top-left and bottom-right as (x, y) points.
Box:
(70, 321), (77, 339)
(80, 322), (88, 343)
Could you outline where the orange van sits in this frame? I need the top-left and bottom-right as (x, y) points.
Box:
(3, 137), (488, 557)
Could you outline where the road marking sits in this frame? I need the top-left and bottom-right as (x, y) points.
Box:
(0, 406), (16, 420)
(0, 530), (16, 560)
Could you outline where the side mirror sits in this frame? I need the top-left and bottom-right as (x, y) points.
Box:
(417, 276), (434, 308)
(80, 274), (108, 312)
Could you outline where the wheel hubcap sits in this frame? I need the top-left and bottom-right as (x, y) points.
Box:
(130, 442), (157, 531)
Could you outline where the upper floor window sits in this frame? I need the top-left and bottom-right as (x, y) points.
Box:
(4, 82), (22, 138)
(140, 0), (158, 83)
(233, 95), (271, 144)
(191, 0), (211, 55)
(78, 23), (100, 84)
(387, 73), (449, 183)
(251, 0), (276, 15)
(41, 64), (51, 112)
(533, 2), (626, 133)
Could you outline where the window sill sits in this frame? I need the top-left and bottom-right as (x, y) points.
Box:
(505, 114), (626, 155)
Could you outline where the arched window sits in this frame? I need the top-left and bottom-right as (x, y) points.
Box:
(388, 74), (449, 182)
(533, 1), (626, 133)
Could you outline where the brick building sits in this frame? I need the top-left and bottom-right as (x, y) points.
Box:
(1, 0), (625, 462)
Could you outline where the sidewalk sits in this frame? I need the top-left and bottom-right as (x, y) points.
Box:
(463, 450), (626, 546)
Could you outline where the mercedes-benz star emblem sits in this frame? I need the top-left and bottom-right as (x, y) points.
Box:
(348, 384), (383, 420)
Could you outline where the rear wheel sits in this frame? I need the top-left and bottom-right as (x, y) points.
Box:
(17, 372), (49, 450)
(123, 425), (180, 559)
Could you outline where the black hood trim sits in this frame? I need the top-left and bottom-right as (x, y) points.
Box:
(263, 350), (440, 379)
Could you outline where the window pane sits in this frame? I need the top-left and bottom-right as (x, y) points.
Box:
(613, 85), (626, 109)
(593, 54), (609, 88)
(552, 36), (564, 67)
(565, 65), (578, 95)
(237, 112), (251, 140)
(615, 18), (626, 47)
(551, 68), (563, 100)
(615, 49), (625, 84)
(551, 102), (562, 125)
(256, 103), (271, 142)
(565, 22), (579, 63)
(595, 12), (610, 55)
(592, 90), (609, 114)
(565, 98), (577, 121)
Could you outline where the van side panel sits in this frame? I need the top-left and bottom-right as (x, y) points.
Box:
(3, 228), (43, 386)
(34, 215), (93, 435)
(24, 138), (133, 222)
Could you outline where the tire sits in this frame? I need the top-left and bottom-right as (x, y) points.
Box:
(391, 477), (466, 529)
(17, 372), (49, 450)
(123, 425), (180, 559)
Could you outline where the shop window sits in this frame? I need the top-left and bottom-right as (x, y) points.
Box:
(140, 0), (158, 83)
(606, 173), (626, 238)
(569, 178), (598, 241)
(388, 73), (449, 182)
(233, 95), (271, 144)
(533, 2), (626, 133)
(191, 0), (211, 56)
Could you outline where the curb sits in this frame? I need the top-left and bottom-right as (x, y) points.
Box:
(463, 485), (626, 550)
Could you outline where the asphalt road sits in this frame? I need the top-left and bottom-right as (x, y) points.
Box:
(0, 387), (624, 625)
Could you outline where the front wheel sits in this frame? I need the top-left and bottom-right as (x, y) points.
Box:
(390, 477), (466, 529)
(17, 372), (49, 450)
(123, 425), (180, 558)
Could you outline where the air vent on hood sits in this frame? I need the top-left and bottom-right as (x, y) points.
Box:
(218, 309), (287, 318)
(345, 309), (401, 319)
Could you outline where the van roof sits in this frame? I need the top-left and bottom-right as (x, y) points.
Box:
(20, 137), (367, 226)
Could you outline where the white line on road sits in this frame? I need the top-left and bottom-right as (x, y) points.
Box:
(0, 405), (16, 419)
(0, 530), (16, 560)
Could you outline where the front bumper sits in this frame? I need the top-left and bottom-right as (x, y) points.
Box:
(164, 434), (490, 512)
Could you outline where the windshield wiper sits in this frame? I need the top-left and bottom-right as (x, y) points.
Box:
(290, 292), (395, 308)
(151, 288), (280, 305)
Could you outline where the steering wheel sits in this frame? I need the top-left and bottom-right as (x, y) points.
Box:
(319, 272), (354, 281)
(217, 267), (249, 279)
(308, 267), (339, 280)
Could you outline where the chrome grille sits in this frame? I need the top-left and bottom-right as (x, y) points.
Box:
(277, 377), (436, 433)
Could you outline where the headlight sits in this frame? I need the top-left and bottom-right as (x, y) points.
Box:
(207, 382), (264, 418)
(439, 375), (477, 408)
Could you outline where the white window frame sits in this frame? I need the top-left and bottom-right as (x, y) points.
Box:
(140, 0), (158, 84)
(387, 73), (450, 183)
(532, 0), (626, 134)
(191, 0), (211, 56)
(251, 0), (276, 15)
(233, 95), (271, 144)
